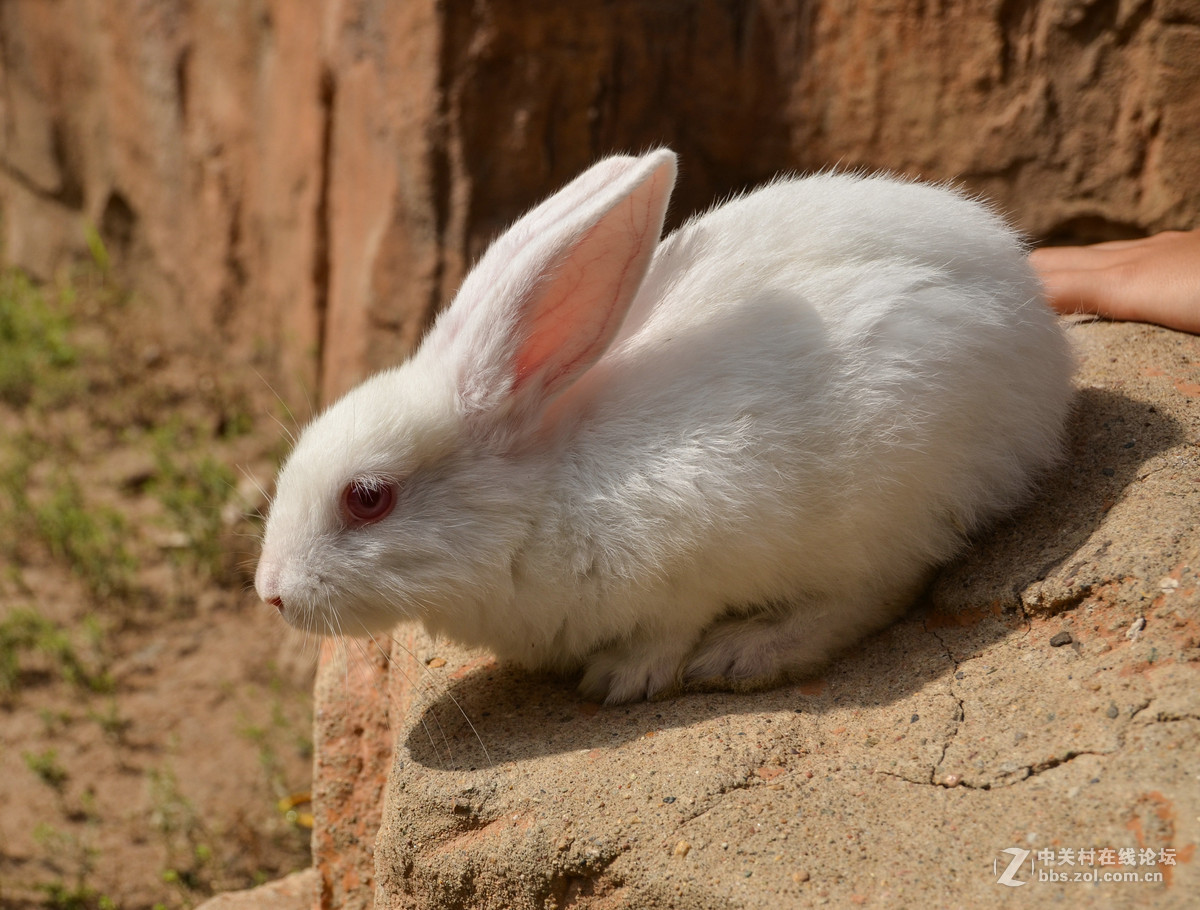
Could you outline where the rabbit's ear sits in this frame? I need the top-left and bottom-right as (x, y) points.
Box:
(441, 150), (677, 425)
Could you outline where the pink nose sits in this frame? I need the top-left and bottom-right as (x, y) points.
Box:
(269, 596), (284, 613)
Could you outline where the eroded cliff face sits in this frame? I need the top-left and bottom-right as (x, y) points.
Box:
(0, 1), (327, 406)
(3, 1), (1197, 405)
(793, 0), (1200, 237)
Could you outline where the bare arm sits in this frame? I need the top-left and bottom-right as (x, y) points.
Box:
(1029, 229), (1200, 335)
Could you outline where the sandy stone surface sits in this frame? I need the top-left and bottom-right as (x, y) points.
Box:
(207, 321), (1198, 910)
(195, 869), (318, 910)
(364, 321), (1198, 909)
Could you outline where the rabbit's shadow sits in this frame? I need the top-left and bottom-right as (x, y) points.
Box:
(405, 386), (1185, 770)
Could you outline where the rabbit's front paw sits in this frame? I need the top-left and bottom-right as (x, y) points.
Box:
(579, 638), (691, 705)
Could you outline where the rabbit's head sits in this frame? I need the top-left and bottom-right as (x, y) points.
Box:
(255, 150), (678, 636)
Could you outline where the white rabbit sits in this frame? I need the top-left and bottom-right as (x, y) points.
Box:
(256, 149), (1073, 704)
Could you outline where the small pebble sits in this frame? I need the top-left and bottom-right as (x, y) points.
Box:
(1106, 703), (1119, 719)
(662, 796), (676, 804)
(427, 657), (447, 668)
(910, 714), (919, 724)
(673, 840), (691, 857)
(793, 870), (811, 884)
(1049, 631), (1073, 647)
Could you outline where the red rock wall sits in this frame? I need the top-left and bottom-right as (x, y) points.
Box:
(5, 1), (1197, 406)
(792, 0), (1200, 239)
(0, 0), (328, 404)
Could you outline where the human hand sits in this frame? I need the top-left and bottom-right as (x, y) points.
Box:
(1030, 229), (1200, 335)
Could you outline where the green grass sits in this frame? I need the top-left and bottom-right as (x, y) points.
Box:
(0, 430), (38, 564)
(86, 698), (131, 743)
(37, 880), (115, 910)
(0, 608), (113, 696)
(24, 748), (70, 791)
(0, 263), (257, 599)
(0, 260), (307, 907)
(0, 436), (134, 607)
(146, 763), (222, 894)
(29, 823), (113, 909)
(0, 271), (79, 408)
(35, 477), (137, 601)
(0, 279), (134, 601)
(149, 422), (238, 581)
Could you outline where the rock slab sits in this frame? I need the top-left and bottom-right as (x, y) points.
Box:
(305, 320), (1197, 909)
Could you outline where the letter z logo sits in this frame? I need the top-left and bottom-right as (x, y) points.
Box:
(995, 847), (1030, 887)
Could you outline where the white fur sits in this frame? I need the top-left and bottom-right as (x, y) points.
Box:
(256, 149), (1074, 704)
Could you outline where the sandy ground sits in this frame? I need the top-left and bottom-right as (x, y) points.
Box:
(0, 267), (315, 909)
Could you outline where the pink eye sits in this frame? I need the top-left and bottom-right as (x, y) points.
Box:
(341, 478), (397, 527)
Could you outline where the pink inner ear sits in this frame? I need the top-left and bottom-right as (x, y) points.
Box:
(510, 168), (665, 399)
(514, 226), (644, 390)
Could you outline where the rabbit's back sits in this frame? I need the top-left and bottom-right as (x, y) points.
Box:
(552, 173), (1072, 633)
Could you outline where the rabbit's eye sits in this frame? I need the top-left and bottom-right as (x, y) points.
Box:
(341, 478), (397, 528)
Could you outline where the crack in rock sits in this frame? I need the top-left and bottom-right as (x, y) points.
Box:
(875, 747), (1116, 791)
(915, 614), (1125, 791)
(1138, 708), (1200, 724)
(923, 620), (966, 786)
(1023, 749), (1113, 779)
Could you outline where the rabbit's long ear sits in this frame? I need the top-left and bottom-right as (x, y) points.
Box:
(437, 149), (677, 427)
